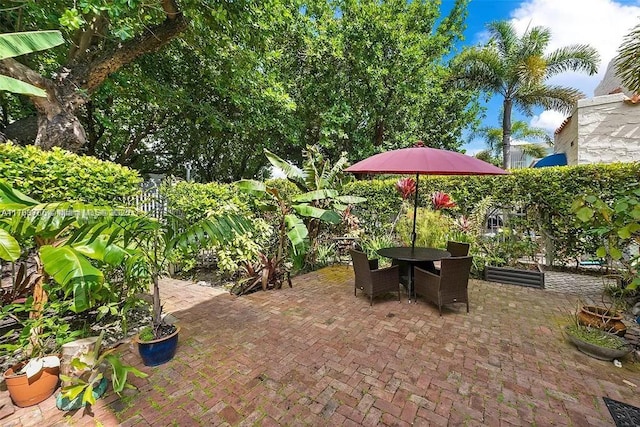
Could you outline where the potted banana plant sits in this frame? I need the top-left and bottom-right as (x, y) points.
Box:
(0, 182), (119, 407)
(112, 211), (251, 366)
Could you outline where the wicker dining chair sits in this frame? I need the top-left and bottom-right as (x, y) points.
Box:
(350, 250), (400, 306)
(432, 241), (470, 273)
(446, 241), (470, 257)
(414, 256), (473, 315)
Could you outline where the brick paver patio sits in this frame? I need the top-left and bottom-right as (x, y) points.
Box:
(2, 265), (640, 426)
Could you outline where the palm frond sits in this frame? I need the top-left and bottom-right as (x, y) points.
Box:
(511, 120), (553, 145)
(519, 26), (551, 58)
(545, 45), (600, 77)
(519, 143), (549, 158)
(516, 84), (584, 115)
(487, 21), (519, 58)
(615, 22), (640, 93)
(453, 47), (506, 94)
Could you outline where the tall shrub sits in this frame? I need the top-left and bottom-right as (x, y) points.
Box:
(0, 143), (140, 202)
(345, 163), (640, 266)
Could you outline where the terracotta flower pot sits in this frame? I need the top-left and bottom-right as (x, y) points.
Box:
(577, 305), (627, 336)
(3, 363), (60, 407)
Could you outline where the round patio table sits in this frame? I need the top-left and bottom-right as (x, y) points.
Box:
(377, 247), (451, 301)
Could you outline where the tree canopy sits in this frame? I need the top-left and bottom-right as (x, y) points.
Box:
(1, 0), (482, 181)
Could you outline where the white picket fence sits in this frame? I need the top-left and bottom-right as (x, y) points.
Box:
(124, 180), (167, 220)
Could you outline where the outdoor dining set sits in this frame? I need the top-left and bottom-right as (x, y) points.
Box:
(350, 241), (473, 315)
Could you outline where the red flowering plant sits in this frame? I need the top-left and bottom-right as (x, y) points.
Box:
(395, 177), (416, 200)
(390, 177), (417, 237)
(431, 191), (456, 210)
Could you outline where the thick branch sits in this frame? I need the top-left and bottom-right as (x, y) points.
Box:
(5, 116), (38, 144)
(0, 58), (52, 98)
(75, 13), (187, 94)
(116, 112), (166, 164)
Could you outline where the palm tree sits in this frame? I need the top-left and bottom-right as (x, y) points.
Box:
(474, 120), (552, 166)
(455, 21), (599, 168)
(615, 21), (640, 93)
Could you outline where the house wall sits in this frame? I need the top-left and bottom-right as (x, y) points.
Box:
(554, 93), (640, 165)
(576, 94), (640, 164)
(554, 115), (579, 165)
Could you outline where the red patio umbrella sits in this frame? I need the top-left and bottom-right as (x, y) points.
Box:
(345, 142), (508, 248)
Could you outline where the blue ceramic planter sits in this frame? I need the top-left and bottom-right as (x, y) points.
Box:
(136, 326), (180, 366)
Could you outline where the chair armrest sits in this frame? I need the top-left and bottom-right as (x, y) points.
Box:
(372, 265), (399, 281)
(414, 267), (439, 281)
(369, 258), (379, 270)
(414, 266), (440, 297)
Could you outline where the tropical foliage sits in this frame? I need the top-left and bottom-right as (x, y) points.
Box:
(573, 184), (640, 289)
(0, 30), (64, 97)
(105, 209), (251, 332)
(59, 332), (147, 407)
(455, 20), (599, 168)
(237, 145), (365, 270)
(0, 179), (251, 344)
(472, 120), (552, 166)
(346, 162), (640, 266)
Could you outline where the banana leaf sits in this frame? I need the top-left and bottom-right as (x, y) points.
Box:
(0, 228), (20, 261)
(0, 31), (64, 59)
(292, 205), (341, 224)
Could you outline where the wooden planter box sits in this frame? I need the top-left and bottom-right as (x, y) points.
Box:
(484, 265), (545, 289)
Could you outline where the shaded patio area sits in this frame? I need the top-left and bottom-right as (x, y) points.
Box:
(3, 265), (640, 426)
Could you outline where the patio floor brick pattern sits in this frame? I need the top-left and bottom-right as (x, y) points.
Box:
(2, 265), (640, 426)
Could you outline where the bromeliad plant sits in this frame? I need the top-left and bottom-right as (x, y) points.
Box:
(431, 191), (457, 210)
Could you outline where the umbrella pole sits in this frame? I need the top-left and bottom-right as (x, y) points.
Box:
(411, 172), (419, 250)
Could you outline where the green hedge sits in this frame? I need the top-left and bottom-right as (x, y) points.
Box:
(161, 180), (253, 222)
(345, 163), (640, 265)
(0, 143), (141, 202)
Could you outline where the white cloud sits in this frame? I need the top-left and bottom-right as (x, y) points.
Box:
(530, 110), (566, 132)
(510, 0), (640, 96)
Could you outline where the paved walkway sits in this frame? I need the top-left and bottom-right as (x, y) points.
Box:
(2, 267), (640, 426)
(544, 270), (613, 297)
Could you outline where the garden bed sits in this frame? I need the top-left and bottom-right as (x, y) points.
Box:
(484, 264), (545, 289)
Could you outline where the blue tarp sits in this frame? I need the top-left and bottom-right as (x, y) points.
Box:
(533, 153), (567, 168)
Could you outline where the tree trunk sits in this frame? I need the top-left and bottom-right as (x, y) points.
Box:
(374, 119), (385, 146)
(0, 6), (187, 152)
(502, 98), (512, 169)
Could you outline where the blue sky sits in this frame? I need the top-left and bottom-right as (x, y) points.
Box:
(448, 0), (640, 154)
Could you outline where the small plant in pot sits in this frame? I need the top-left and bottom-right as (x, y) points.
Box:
(56, 331), (147, 411)
(564, 311), (632, 361)
(563, 301), (632, 361)
(0, 297), (76, 408)
(576, 283), (628, 337)
(114, 211), (250, 366)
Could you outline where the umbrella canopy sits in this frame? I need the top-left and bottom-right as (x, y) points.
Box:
(345, 145), (508, 175)
(345, 144), (508, 248)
